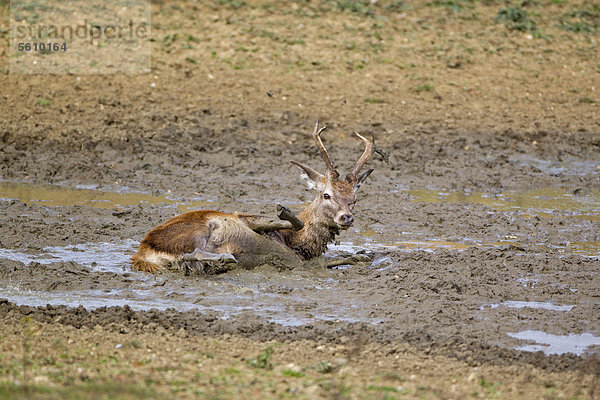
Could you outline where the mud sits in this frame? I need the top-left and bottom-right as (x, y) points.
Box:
(0, 157), (598, 375)
(1, 0), (600, 395)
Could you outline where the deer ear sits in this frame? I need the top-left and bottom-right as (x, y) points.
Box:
(291, 161), (325, 191)
(353, 168), (373, 193)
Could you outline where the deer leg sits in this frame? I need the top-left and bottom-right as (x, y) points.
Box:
(277, 204), (304, 231)
(240, 205), (304, 233)
(246, 219), (294, 233)
(182, 248), (238, 264)
(326, 253), (373, 268)
(175, 248), (238, 276)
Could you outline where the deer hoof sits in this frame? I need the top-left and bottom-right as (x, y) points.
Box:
(351, 254), (372, 263)
(183, 251), (207, 261)
(182, 253), (197, 261)
(219, 253), (238, 263)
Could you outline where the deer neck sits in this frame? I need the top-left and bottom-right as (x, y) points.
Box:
(285, 205), (339, 260)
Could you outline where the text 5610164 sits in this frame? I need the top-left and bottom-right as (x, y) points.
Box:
(17, 42), (67, 52)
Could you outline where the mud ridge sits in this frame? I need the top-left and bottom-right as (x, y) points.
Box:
(1, 299), (598, 375)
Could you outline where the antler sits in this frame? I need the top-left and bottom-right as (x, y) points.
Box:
(350, 131), (375, 178)
(312, 120), (338, 178)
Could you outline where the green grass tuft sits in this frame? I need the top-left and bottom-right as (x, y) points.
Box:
(495, 6), (537, 32)
(281, 369), (305, 377)
(413, 84), (435, 93)
(246, 346), (273, 369)
(364, 97), (385, 103)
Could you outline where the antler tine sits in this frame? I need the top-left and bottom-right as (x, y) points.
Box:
(312, 120), (337, 175)
(351, 131), (375, 177)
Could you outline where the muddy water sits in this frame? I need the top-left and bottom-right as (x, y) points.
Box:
(0, 249), (382, 327)
(0, 182), (386, 325)
(1, 181), (599, 360)
(400, 188), (600, 257)
(507, 331), (600, 356)
(0, 181), (216, 212)
(0, 240), (139, 273)
(405, 187), (600, 222)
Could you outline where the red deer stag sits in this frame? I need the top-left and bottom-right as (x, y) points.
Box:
(131, 121), (375, 274)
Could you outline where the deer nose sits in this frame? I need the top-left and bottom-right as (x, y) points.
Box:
(340, 214), (354, 226)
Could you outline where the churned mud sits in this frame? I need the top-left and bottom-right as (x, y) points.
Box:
(1, 0), (599, 398)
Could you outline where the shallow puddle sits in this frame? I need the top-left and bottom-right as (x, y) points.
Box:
(1, 269), (383, 327)
(0, 239), (383, 326)
(0, 181), (215, 212)
(331, 239), (475, 254)
(401, 186), (600, 256)
(507, 330), (600, 356)
(511, 155), (600, 177)
(565, 240), (600, 257)
(482, 301), (575, 312)
(405, 187), (600, 222)
(0, 286), (187, 313)
(338, 237), (599, 258)
(0, 240), (138, 273)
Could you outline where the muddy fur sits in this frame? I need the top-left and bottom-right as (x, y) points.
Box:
(281, 217), (340, 260)
(131, 122), (374, 274)
(132, 210), (306, 273)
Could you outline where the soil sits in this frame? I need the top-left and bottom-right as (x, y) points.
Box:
(0, 0), (599, 398)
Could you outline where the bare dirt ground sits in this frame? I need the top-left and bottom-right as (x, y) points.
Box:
(0, 0), (599, 399)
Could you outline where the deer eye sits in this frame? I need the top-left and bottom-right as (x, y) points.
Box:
(323, 193), (331, 200)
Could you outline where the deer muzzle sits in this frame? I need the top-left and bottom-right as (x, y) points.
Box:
(337, 213), (354, 229)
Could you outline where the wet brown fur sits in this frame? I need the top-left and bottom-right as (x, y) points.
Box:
(131, 206), (344, 272)
(132, 210), (308, 272)
(132, 177), (362, 272)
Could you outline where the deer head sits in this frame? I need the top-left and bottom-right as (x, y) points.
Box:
(291, 121), (374, 231)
